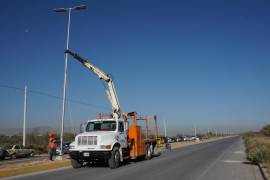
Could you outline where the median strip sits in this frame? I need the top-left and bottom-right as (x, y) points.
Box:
(0, 159), (71, 178)
(170, 136), (233, 150)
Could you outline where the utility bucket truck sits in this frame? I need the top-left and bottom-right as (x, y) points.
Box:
(65, 50), (160, 169)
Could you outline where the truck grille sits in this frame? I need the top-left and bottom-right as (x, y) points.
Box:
(78, 136), (97, 146)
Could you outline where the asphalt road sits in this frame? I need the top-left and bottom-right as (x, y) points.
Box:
(7, 136), (263, 180)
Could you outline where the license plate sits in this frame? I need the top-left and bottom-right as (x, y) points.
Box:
(83, 152), (90, 157)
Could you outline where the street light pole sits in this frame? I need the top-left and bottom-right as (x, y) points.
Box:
(59, 8), (70, 157)
(194, 125), (197, 137)
(55, 5), (86, 157)
(163, 120), (167, 137)
(23, 86), (27, 147)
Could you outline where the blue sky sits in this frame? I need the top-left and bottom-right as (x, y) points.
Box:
(0, 0), (270, 135)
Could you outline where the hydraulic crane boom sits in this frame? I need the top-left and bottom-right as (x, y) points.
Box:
(64, 50), (121, 122)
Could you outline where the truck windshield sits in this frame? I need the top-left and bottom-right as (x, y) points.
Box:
(85, 121), (116, 132)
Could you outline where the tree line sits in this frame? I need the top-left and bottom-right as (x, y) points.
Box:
(0, 132), (75, 153)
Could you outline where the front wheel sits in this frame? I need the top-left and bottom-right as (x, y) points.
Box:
(28, 152), (34, 157)
(71, 159), (82, 168)
(108, 147), (120, 169)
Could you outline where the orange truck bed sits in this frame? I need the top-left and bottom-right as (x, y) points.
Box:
(123, 112), (158, 159)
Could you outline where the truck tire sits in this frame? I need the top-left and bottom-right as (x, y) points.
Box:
(108, 147), (120, 169)
(0, 151), (5, 160)
(11, 154), (16, 159)
(145, 144), (152, 160)
(0, 153), (5, 160)
(29, 152), (34, 157)
(71, 159), (82, 168)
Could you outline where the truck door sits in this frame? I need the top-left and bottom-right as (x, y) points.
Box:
(118, 122), (127, 148)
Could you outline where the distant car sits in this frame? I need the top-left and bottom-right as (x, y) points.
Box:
(167, 138), (172, 143)
(56, 142), (71, 155)
(183, 136), (192, 141)
(181, 136), (189, 141)
(167, 138), (176, 143)
(5, 145), (34, 159)
(176, 137), (184, 142)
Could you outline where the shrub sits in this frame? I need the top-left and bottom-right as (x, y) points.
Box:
(0, 132), (76, 154)
(25, 144), (48, 154)
(243, 134), (270, 163)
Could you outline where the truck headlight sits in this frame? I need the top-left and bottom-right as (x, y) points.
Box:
(100, 145), (111, 149)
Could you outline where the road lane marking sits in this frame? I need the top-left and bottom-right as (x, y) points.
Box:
(233, 151), (244, 154)
(195, 138), (238, 180)
(222, 160), (242, 163)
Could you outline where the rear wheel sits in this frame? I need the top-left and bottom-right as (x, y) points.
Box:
(0, 151), (5, 160)
(11, 154), (16, 159)
(71, 159), (82, 168)
(145, 144), (152, 160)
(29, 152), (34, 157)
(108, 147), (120, 169)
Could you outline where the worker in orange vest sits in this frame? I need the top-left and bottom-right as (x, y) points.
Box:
(48, 132), (57, 161)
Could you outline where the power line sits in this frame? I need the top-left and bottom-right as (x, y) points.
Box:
(0, 84), (24, 91)
(0, 84), (110, 111)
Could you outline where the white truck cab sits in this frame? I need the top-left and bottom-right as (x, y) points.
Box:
(69, 119), (128, 168)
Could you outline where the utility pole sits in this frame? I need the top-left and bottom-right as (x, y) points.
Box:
(194, 125), (197, 137)
(23, 86), (27, 146)
(163, 120), (167, 137)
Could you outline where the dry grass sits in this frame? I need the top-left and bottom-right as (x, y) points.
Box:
(0, 159), (71, 178)
(243, 133), (270, 177)
(243, 134), (270, 163)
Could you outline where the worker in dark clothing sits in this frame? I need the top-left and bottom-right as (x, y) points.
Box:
(48, 133), (57, 161)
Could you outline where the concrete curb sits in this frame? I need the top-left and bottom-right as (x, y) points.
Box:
(258, 163), (269, 180)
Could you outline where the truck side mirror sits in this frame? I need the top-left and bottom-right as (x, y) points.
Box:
(80, 123), (86, 133)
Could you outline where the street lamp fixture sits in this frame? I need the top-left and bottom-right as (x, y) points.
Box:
(74, 5), (87, 11)
(54, 8), (66, 13)
(54, 5), (86, 13)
